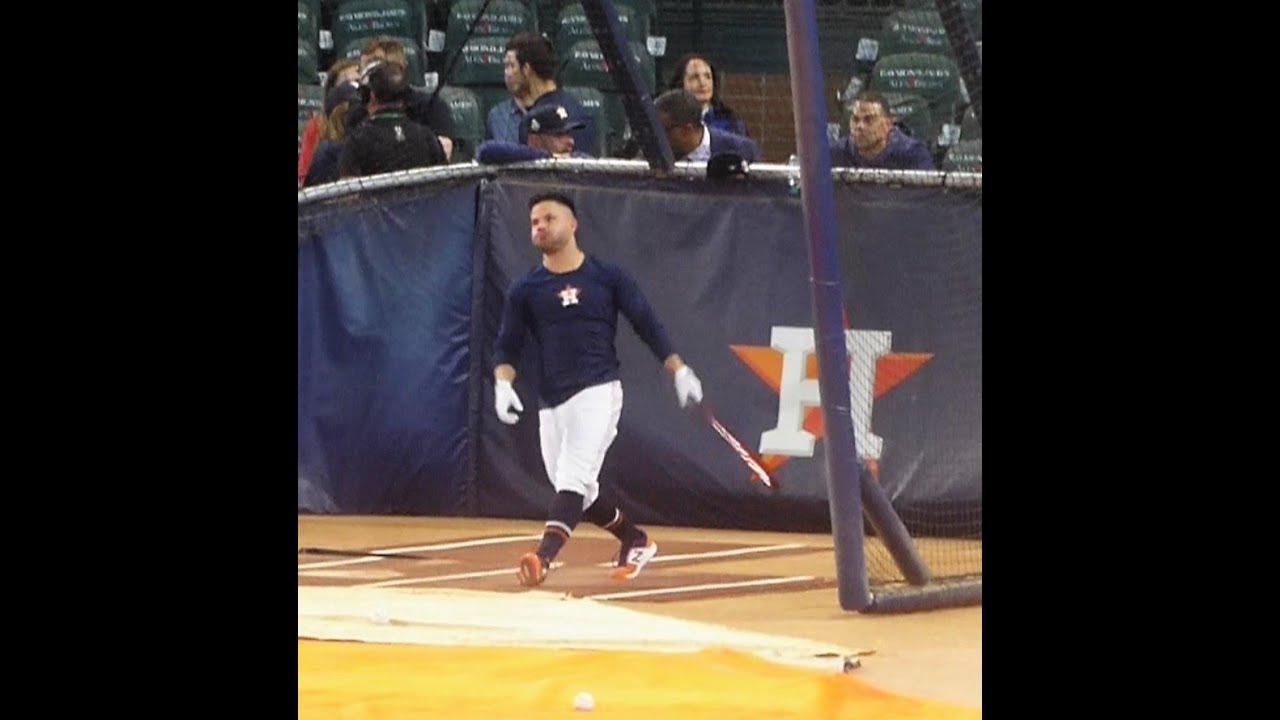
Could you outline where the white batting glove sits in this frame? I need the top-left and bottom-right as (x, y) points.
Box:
(495, 379), (524, 424)
(674, 365), (703, 408)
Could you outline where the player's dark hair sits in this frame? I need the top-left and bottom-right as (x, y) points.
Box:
(506, 33), (558, 81)
(852, 90), (893, 118)
(654, 88), (703, 126)
(528, 192), (576, 217)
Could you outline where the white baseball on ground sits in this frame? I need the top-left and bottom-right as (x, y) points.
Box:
(572, 691), (594, 711)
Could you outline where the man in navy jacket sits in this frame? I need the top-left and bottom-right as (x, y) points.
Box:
(830, 90), (934, 170)
(654, 89), (761, 163)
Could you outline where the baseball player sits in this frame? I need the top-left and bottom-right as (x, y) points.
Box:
(493, 192), (704, 587)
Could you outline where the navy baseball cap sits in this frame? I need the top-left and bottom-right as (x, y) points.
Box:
(324, 82), (361, 116)
(707, 152), (750, 180)
(523, 105), (585, 135)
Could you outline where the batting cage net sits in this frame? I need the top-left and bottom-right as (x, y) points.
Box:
(833, 172), (982, 589)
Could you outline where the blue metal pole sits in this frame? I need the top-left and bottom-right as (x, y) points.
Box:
(782, 0), (870, 612)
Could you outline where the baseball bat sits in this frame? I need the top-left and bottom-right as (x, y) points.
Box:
(696, 401), (780, 493)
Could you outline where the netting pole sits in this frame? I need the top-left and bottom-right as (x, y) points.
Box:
(782, 0), (870, 612)
(860, 466), (931, 585)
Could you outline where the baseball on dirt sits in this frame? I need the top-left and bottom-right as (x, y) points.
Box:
(572, 691), (595, 711)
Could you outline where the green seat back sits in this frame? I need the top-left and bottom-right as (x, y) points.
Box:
(299, 39), (319, 85)
(437, 85), (484, 160)
(870, 52), (962, 127)
(556, 1), (645, 48)
(942, 139), (981, 172)
(451, 35), (510, 86)
(560, 85), (608, 156)
(445, 0), (534, 56)
(332, 0), (419, 56)
(560, 38), (655, 95)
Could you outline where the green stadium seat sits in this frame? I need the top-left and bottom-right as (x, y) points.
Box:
(597, 92), (634, 157)
(870, 52), (963, 129)
(556, 2), (646, 49)
(443, 33), (510, 138)
(560, 38), (655, 95)
(941, 139), (981, 172)
(560, 85), (608, 156)
(883, 92), (935, 144)
(299, 39), (320, 85)
(332, 0), (420, 57)
(559, 37), (654, 155)
(450, 35), (509, 86)
(902, 0), (980, 41)
(878, 10), (952, 59)
(299, 1), (319, 43)
(445, 0), (535, 56)
(299, 84), (325, 123)
(437, 86), (484, 161)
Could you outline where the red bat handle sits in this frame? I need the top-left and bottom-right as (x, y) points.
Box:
(697, 401), (778, 492)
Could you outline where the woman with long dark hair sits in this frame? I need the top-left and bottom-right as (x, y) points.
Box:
(666, 52), (749, 138)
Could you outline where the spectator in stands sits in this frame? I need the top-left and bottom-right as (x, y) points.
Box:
(485, 33), (595, 156)
(327, 58), (362, 93)
(829, 90), (934, 170)
(304, 82), (362, 187)
(299, 57), (361, 186)
(347, 37), (455, 161)
(338, 60), (449, 179)
(654, 89), (760, 163)
(476, 104), (594, 164)
(666, 53), (749, 138)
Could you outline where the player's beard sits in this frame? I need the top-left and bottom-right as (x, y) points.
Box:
(533, 229), (569, 255)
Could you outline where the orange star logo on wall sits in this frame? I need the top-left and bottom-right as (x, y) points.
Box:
(729, 327), (932, 478)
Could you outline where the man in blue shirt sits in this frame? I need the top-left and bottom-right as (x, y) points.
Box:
(494, 193), (704, 587)
(830, 90), (935, 170)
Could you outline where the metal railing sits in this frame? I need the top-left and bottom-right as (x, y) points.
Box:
(298, 158), (981, 206)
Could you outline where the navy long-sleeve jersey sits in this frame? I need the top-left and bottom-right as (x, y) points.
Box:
(494, 255), (675, 408)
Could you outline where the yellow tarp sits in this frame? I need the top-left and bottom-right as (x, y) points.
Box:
(299, 640), (980, 720)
